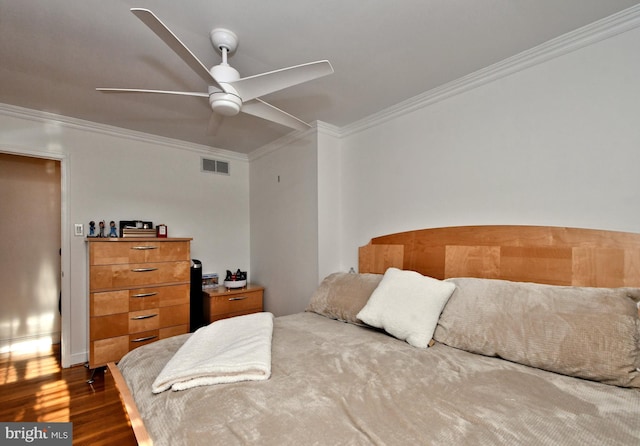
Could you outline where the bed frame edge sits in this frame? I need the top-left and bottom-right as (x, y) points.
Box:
(107, 361), (153, 446)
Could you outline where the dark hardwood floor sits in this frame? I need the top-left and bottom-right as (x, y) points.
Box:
(0, 344), (137, 445)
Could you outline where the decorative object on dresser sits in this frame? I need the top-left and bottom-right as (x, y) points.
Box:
(87, 237), (192, 381)
(223, 268), (247, 289)
(203, 284), (264, 323)
(201, 273), (219, 289)
(119, 220), (154, 237)
(156, 224), (168, 238)
(108, 220), (118, 237)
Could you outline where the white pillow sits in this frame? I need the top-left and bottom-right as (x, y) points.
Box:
(356, 267), (456, 348)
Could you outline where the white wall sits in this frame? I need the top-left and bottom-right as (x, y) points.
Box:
(317, 125), (344, 279)
(0, 107), (250, 366)
(249, 131), (319, 316)
(339, 24), (640, 270)
(247, 14), (640, 310)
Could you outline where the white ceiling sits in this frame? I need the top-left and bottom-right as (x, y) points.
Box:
(1, 0), (639, 154)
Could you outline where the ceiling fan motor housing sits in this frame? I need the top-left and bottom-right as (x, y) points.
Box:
(209, 64), (242, 116)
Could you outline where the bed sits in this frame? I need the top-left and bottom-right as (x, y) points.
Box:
(110, 225), (640, 445)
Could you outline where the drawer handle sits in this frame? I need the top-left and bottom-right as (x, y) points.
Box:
(229, 296), (248, 301)
(131, 267), (158, 272)
(131, 335), (158, 343)
(131, 246), (158, 250)
(131, 313), (158, 320)
(131, 292), (158, 298)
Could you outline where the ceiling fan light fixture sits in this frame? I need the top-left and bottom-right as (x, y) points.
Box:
(209, 91), (242, 116)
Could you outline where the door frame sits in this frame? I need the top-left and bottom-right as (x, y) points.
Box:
(0, 146), (70, 367)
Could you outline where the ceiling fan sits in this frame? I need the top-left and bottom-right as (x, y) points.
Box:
(97, 8), (334, 133)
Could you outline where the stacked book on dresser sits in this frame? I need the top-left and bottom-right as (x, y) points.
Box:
(121, 227), (156, 238)
(120, 220), (156, 238)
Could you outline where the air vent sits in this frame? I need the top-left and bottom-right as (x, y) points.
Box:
(201, 157), (230, 175)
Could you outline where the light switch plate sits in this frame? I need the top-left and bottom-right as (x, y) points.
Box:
(74, 223), (83, 236)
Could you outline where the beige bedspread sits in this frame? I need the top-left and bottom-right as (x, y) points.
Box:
(118, 312), (640, 445)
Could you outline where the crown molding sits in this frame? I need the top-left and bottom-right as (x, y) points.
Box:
(0, 103), (249, 162)
(248, 121), (342, 161)
(314, 120), (342, 138)
(247, 123), (310, 161)
(341, 4), (640, 138)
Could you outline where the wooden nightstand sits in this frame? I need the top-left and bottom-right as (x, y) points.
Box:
(203, 284), (264, 323)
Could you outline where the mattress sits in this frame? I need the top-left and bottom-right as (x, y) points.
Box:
(118, 312), (640, 445)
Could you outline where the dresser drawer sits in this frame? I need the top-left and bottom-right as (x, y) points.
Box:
(159, 304), (189, 327)
(129, 309), (160, 333)
(128, 287), (160, 311)
(90, 261), (189, 290)
(90, 313), (128, 340)
(90, 336), (129, 368)
(127, 284), (189, 311)
(158, 283), (190, 307)
(160, 325), (189, 339)
(91, 290), (129, 317)
(129, 330), (160, 350)
(90, 240), (190, 265)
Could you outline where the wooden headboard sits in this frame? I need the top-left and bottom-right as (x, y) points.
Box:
(359, 225), (640, 288)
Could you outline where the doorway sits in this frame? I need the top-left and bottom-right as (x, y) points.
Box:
(0, 153), (61, 355)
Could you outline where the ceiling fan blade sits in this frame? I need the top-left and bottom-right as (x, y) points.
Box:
(130, 8), (223, 90)
(228, 60), (333, 102)
(241, 98), (311, 131)
(96, 88), (209, 98)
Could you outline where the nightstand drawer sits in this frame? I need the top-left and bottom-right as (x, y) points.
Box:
(208, 290), (262, 315)
(204, 285), (264, 323)
(90, 240), (190, 265)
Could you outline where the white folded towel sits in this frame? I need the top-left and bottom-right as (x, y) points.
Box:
(152, 312), (274, 393)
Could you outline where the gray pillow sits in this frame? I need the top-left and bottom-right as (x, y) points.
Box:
(306, 272), (383, 325)
(434, 277), (640, 388)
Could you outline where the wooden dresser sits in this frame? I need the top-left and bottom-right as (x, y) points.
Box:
(203, 284), (264, 323)
(87, 237), (192, 368)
